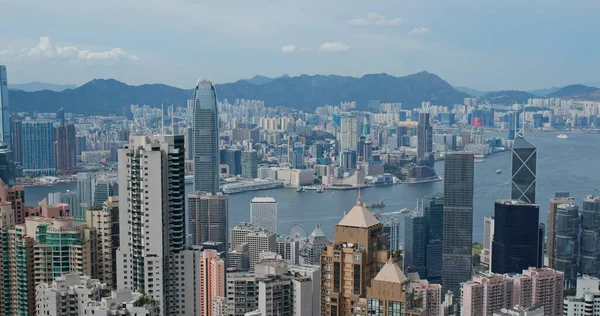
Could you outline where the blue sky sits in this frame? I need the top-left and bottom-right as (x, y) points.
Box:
(1, 0), (599, 90)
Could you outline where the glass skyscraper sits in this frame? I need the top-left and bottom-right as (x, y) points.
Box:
(0, 65), (10, 147)
(21, 121), (56, 176)
(417, 112), (433, 167)
(580, 196), (600, 277)
(424, 194), (444, 284)
(404, 212), (427, 277)
(192, 79), (220, 194)
(491, 200), (541, 274)
(442, 152), (474, 295)
(511, 136), (537, 203)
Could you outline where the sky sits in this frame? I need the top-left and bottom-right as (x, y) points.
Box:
(1, 0), (599, 91)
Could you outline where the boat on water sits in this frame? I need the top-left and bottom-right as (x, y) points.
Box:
(366, 200), (385, 208)
(316, 187), (325, 193)
(474, 158), (486, 163)
(399, 208), (410, 214)
(496, 169), (502, 174)
(557, 134), (568, 139)
(296, 186), (305, 192)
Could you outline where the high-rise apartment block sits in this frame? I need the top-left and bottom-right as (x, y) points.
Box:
(0, 178), (26, 224)
(320, 197), (389, 315)
(36, 274), (159, 316)
(563, 276), (600, 316)
(340, 115), (358, 153)
(226, 272), (259, 316)
(86, 196), (119, 289)
(193, 79), (220, 194)
(510, 136), (537, 204)
(409, 274), (443, 316)
(55, 123), (77, 171)
(442, 152), (474, 294)
(461, 268), (564, 316)
(21, 120), (56, 176)
(10, 115), (22, 164)
(0, 65), (10, 147)
(199, 249), (225, 316)
(117, 135), (187, 314)
(250, 197), (278, 233)
(231, 222), (277, 269)
(491, 200), (542, 274)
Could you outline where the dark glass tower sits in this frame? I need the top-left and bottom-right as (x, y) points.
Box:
(552, 203), (579, 288)
(491, 200), (541, 274)
(580, 196), (600, 277)
(193, 79), (220, 194)
(424, 195), (444, 284)
(404, 212), (427, 277)
(442, 152), (474, 294)
(0, 66), (10, 148)
(511, 136), (537, 203)
(417, 112), (433, 167)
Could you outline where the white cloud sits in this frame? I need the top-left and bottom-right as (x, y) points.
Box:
(318, 42), (350, 53)
(348, 13), (403, 26)
(409, 27), (430, 35)
(281, 45), (297, 53)
(9, 36), (138, 64)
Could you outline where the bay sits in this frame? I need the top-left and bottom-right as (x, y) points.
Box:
(25, 132), (600, 243)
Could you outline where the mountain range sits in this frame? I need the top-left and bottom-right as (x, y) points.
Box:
(8, 81), (78, 92)
(7, 72), (600, 116)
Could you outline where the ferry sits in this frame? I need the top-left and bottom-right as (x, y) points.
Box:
(399, 208), (410, 214)
(496, 169), (502, 174)
(221, 180), (284, 194)
(366, 200), (385, 208)
(474, 158), (486, 163)
(296, 186), (305, 192)
(557, 134), (568, 139)
(316, 187), (325, 193)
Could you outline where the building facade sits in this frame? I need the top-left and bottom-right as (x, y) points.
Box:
(193, 79), (220, 194)
(199, 250), (225, 316)
(188, 192), (229, 249)
(553, 203), (580, 288)
(242, 150), (258, 178)
(21, 120), (56, 175)
(417, 112), (433, 167)
(442, 152), (474, 294)
(0, 65), (10, 147)
(86, 196), (119, 289)
(340, 115), (358, 153)
(250, 197), (278, 233)
(547, 192), (573, 269)
(580, 196), (600, 278)
(55, 123), (77, 171)
(510, 136), (537, 204)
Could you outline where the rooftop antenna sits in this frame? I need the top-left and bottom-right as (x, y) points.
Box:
(161, 103), (165, 134)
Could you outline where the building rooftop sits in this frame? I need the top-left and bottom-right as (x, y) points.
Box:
(251, 197), (277, 203)
(373, 259), (408, 284)
(336, 195), (380, 228)
(310, 224), (326, 238)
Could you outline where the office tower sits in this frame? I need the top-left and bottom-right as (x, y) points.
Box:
(340, 115), (358, 153)
(75, 172), (95, 217)
(193, 79), (220, 194)
(86, 196), (119, 289)
(442, 152), (474, 294)
(307, 224), (329, 265)
(563, 276), (600, 315)
(510, 136), (537, 204)
(339, 149), (357, 170)
(363, 259), (424, 315)
(227, 243), (250, 270)
(93, 175), (118, 205)
(0, 66), (10, 147)
(0, 144), (15, 185)
(36, 274), (159, 316)
(417, 112), (433, 167)
(226, 272), (259, 315)
(405, 212), (427, 277)
(55, 123), (77, 171)
(482, 216), (494, 269)
(461, 273), (515, 316)
(547, 192), (572, 269)
(21, 120), (56, 175)
(220, 148), (242, 176)
(364, 138), (372, 162)
(230, 223), (277, 269)
(199, 249), (225, 316)
(580, 196), (600, 278)
(291, 143), (305, 169)
(116, 135), (186, 314)
(0, 180), (24, 226)
(250, 197), (278, 233)
(320, 196), (389, 315)
(10, 115), (22, 164)
(75, 135), (87, 158)
(241, 150), (258, 178)
(424, 195), (444, 284)
(552, 203), (579, 288)
(184, 127), (193, 160)
(188, 192), (228, 248)
(491, 200), (541, 274)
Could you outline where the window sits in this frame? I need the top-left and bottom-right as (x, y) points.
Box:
(368, 299), (383, 316)
(388, 301), (404, 316)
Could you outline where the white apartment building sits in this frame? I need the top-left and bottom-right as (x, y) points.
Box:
(563, 276), (600, 316)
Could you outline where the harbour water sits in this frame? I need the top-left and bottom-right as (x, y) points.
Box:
(24, 132), (600, 243)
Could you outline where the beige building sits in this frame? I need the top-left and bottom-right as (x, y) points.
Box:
(231, 223), (277, 269)
(320, 196), (389, 315)
(86, 196), (119, 289)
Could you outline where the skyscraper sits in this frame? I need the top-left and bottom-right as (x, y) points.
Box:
(241, 150), (258, 178)
(92, 175), (118, 205)
(404, 211), (427, 277)
(510, 136), (537, 204)
(491, 200), (541, 274)
(442, 152), (474, 295)
(75, 172), (95, 217)
(21, 120), (56, 176)
(340, 115), (358, 153)
(0, 65), (10, 147)
(86, 196), (119, 289)
(55, 123), (77, 171)
(552, 203), (579, 288)
(193, 79), (220, 194)
(199, 250), (225, 316)
(580, 196), (600, 278)
(10, 114), (22, 164)
(117, 135), (186, 313)
(188, 192), (229, 249)
(250, 197), (278, 233)
(424, 195), (444, 284)
(417, 112), (433, 167)
(0, 143), (15, 185)
(547, 192), (573, 269)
